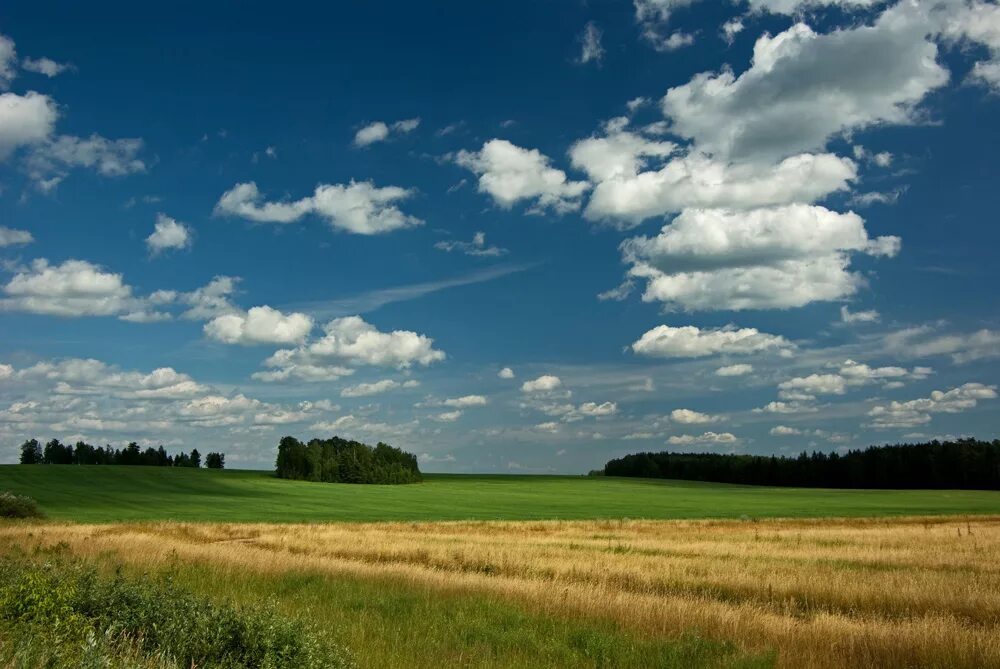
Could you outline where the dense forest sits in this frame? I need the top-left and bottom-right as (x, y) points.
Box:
(602, 439), (1000, 489)
(275, 435), (422, 484)
(18, 438), (224, 469)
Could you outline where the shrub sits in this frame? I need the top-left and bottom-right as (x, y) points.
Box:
(0, 552), (354, 669)
(0, 491), (43, 519)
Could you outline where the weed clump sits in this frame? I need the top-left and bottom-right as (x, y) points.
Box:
(0, 491), (43, 519)
(0, 550), (354, 668)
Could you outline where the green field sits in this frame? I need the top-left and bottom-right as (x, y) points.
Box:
(3, 465), (1000, 522)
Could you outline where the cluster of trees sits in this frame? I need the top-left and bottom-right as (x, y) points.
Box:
(275, 435), (421, 484)
(18, 439), (225, 470)
(603, 439), (1000, 490)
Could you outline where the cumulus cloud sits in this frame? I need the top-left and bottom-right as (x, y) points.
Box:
(454, 139), (589, 214)
(214, 180), (422, 235)
(353, 118), (421, 147)
(26, 134), (145, 190)
(634, 0), (699, 50)
(0, 226), (33, 247)
(434, 231), (508, 257)
(0, 91), (57, 159)
(671, 408), (723, 424)
(432, 410), (463, 422)
(21, 57), (73, 78)
(667, 431), (738, 445)
(256, 316), (445, 382)
(498, 367), (515, 379)
(204, 306), (314, 346)
(867, 383), (998, 429)
(340, 378), (420, 398)
(631, 324), (790, 359)
(1, 258), (139, 318)
(577, 22), (605, 65)
(660, 3), (950, 162)
(715, 363), (753, 376)
(840, 305), (880, 324)
(521, 375), (563, 393)
(619, 205), (897, 310)
(443, 395), (488, 408)
(146, 214), (192, 255)
(884, 327), (1000, 365)
(777, 359), (930, 400)
(580, 147), (856, 226)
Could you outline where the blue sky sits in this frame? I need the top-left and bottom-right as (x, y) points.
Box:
(1, 0), (999, 472)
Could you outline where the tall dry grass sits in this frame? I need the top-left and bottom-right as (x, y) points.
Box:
(2, 516), (998, 668)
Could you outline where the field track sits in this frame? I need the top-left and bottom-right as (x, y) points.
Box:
(3, 515), (999, 668)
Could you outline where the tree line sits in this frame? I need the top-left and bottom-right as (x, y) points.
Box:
(18, 438), (225, 469)
(275, 435), (422, 484)
(602, 438), (1000, 489)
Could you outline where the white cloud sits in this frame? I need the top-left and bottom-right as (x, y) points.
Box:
(778, 373), (846, 400)
(204, 306), (314, 346)
(721, 18), (744, 44)
(521, 375), (563, 393)
(770, 425), (802, 436)
(21, 57), (73, 78)
(0, 226), (33, 247)
(754, 400), (818, 414)
(354, 118), (421, 147)
(26, 134), (145, 190)
(660, 31), (696, 51)
(620, 205), (897, 310)
(840, 305), (880, 324)
(582, 150), (856, 226)
(0, 91), (57, 159)
(498, 367), (515, 379)
(577, 22), (605, 65)
(660, 4), (950, 162)
(667, 431), (738, 445)
(632, 324), (790, 359)
(671, 408), (723, 424)
(340, 379), (419, 398)
(443, 395), (488, 408)
(434, 231), (508, 257)
(577, 401), (618, 417)
(0, 34), (15, 88)
(941, 1), (1000, 91)
(884, 327), (1000, 365)
(634, 0), (699, 50)
(432, 410), (463, 422)
(867, 383), (998, 429)
(146, 214), (192, 255)
(257, 315), (444, 382)
(454, 139), (589, 214)
(715, 363), (753, 376)
(1, 258), (138, 318)
(215, 180), (422, 234)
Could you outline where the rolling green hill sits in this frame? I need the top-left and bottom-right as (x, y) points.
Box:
(2, 465), (1000, 523)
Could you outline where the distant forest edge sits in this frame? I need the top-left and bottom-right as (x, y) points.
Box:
(275, 435), (422, 484)
(602, 439), (1000, 490)
(19, 439), (224, 469)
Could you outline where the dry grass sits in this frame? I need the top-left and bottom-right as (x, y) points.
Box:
(3, 516), (999, 668)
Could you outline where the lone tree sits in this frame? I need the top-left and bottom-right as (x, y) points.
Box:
(190, 448), (202, 468)
(205, 452), (225, 469)
(19, 439), (42, 465)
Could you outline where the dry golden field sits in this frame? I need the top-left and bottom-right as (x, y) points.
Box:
(3, 516), (999, 668)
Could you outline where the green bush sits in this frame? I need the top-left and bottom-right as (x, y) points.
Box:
(0, 491), (43, 518)
(0, 552), (354, 669)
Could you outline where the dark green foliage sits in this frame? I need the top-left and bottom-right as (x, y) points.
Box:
(15, 438), (217, 469)
(0, 491), (43, 518)
(18, 439), (42, 464)
(0, 551), (354, 668)
(604, 438), (1000, 489)
(276, 435), (422, 484)
(204, 452), (225, 469)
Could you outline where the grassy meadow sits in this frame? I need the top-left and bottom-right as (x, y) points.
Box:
(3, 465), (1000, 522)
(2, 516), (999, 668)
(4, 465), (1000, 667)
